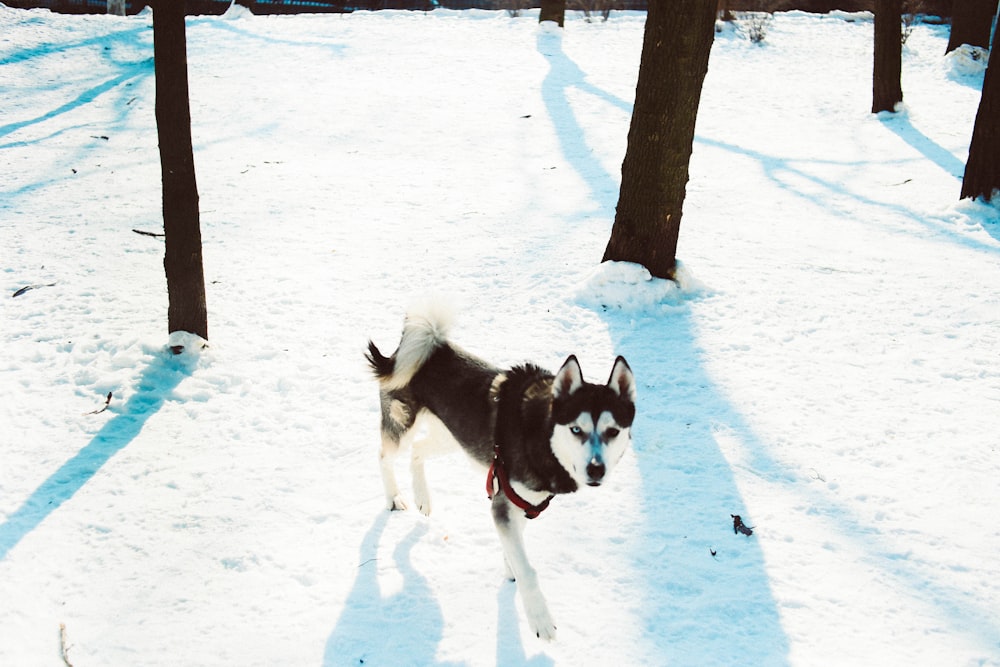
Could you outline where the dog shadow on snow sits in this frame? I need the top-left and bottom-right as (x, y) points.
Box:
(324, 513), (551, 667)
(324, 514), (551, 667)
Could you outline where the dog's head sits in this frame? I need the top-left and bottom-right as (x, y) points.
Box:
(549, 355), (636, 488)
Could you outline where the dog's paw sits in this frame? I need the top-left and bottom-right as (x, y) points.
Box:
(387, 495), (408, 511)
(527, 606), (557, 642)
(521, 591), (556, 641)
(416, 500), (432, 516)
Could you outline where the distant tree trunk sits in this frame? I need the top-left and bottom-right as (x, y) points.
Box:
(152, 0), (208, 342)
(601, 0), (716, 280)
(945, 0), (995, 52)
(539, 0), (566, 27)
(872, 0), (903, 113)
(717, 0), (734, 21)
(107, 0), (126, 15)
(961, 13), (1000, 201)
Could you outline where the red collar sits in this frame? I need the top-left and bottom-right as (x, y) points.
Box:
(486, 447), (554, 519)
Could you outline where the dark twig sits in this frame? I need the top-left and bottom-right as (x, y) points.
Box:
(132, 229), (165, 238)
(12, 283), (56, 298)
(84, 392), (113, 415)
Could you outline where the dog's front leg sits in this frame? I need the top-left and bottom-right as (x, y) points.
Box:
(491, 495), (557, 641)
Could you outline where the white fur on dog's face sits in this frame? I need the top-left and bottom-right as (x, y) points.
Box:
(551, 410), (631, 488)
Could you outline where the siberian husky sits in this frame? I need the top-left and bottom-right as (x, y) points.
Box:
(365, 304), (636, 640)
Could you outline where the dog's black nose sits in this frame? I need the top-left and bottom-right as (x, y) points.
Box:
(586, 460), (606, 484)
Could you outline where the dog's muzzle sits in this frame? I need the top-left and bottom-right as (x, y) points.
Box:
(586, 456), (606, 486)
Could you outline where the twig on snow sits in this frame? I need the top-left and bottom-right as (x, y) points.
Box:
(12, 283), (56, 298)
(84, 392), (113, 415)
(132, 228), (165, 238)
(59, 623), (74, 667)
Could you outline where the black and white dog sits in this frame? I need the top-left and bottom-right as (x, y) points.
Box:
(365, 304), (636, 640)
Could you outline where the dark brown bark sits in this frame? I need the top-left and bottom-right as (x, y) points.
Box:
(153, 0), (208, 341)
(961, 13), (1000, 201)
(601, 0), (716, 280)
(539, 0), (566, 26)
(872, 0), (903, 113)
(945, 0), (995, 53)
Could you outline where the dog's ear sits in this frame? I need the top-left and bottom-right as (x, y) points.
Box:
(607, 356), (636, 403)
(553, 355), (584, 398)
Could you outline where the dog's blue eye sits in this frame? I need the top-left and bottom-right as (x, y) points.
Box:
(570, 426), (583, 436)
(605, 428), (620, 439)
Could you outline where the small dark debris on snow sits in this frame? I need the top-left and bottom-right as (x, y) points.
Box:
(12, 283), (56, 298)
(731, 514), (754, 537)
(132, 229), (165, 238)
(710, 548), (717, 557)
(84, 392), (113, 415)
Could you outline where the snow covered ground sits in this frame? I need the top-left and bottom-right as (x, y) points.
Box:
(2, 5), (999, 665)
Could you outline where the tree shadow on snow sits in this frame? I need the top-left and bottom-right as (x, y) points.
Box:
(877, 113), (967, 179)
(0, 22), (153, 145)
(536, 29), (631, 213)
(596, 305), (792, 666)
(0, 345), (194, 560)
(323, 515), (466, 667)
(537, 31), (790, 665)
(539, 28), (1000, 663)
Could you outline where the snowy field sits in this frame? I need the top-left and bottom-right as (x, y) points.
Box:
(2, 4), (999, 666)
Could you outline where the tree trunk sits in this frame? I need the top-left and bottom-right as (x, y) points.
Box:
(945, 0), (995, 53)
(872, 0), (903, 113)
(539, 0), (566, 27)
(961, 13), (1000, 201)
(601, 0), (716, 280)
(107, 0), (126, 15)
(152, 0), (208, 342)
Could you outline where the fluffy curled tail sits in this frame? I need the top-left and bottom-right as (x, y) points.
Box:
(366, 302), (453, 391)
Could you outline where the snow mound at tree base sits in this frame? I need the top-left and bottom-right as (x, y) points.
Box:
(574, 260), (709, 314)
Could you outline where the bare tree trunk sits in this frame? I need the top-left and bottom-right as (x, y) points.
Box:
(717, 0), (734, 21)
(601, 0), (716, 280)
(961, 13), (1000, 201)
(107, 0), (126, 15)
(152, 0), (208, 342)
(539, 0), (566, 27)
(872, 0), (903, 113)
(945, 0), (996, 53)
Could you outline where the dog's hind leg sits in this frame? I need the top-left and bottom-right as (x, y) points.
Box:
(378, 394), (414, 512)
(379, 433), (408, 511)
(410, 451), (431, 516)
(491, 495), (557, 641)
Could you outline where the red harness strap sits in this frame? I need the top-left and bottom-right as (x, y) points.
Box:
(486, 449), (553, 519)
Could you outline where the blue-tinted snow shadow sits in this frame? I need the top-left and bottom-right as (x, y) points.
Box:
(536, 30), (630, 212)
(0, 22), (153, 144)
(540, 32), (1000, 660)
(693, 133), (999, 255)
(0, 346), (192, 561)
(0, 19), (154, 206)
(596, 306), (791, 666)
(537, 32), (790, 665)
(189, 15), (347, 55)
(877, 112), (967, 179)
(323, 516), (467, 667)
